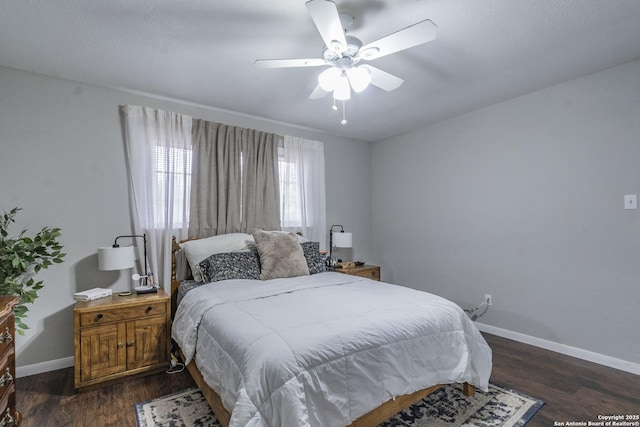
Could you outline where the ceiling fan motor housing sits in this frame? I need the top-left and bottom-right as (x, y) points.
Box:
(323, 35), (363, 68)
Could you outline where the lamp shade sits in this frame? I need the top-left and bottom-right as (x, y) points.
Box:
(332, 232), (352, 248)
(98, 246), (135, 271)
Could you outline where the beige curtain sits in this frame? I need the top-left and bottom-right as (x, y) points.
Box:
(189, 120), (281, 238)
(241, 128), (281, 233)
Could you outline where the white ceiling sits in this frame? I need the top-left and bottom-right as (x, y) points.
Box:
(2, 1), (640, 142)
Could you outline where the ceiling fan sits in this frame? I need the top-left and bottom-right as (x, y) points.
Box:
(254, 0), (437, 109)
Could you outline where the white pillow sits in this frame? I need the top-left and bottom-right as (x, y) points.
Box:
(180, 233), (255, 282)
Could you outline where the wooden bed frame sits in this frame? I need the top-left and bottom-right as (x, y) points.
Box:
(170, 236), (475, 427)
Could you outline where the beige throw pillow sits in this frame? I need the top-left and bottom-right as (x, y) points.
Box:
(253, 229), (310, 280)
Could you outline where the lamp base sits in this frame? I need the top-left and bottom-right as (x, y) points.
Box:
(134, 286), (158, 294)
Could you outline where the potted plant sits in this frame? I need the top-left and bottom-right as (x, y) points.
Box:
(0, 207), (65, 335)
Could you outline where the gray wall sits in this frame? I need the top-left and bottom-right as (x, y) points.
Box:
(372, 59), (640, 364)
(0, 65), (372, 370)
(4, 56), (639, 372)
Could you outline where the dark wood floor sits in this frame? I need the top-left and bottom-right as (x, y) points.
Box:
(16, 333), (640, 426)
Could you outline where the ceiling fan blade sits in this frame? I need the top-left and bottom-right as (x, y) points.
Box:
(305, 0), (347, 53)
(360, 65), (404, 91)
(309, 84), (330, 99)
(254, 58), (328, 68)
(359, 19), (437, 61)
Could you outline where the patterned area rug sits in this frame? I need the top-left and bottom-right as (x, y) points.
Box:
(135, 383), (544, 427)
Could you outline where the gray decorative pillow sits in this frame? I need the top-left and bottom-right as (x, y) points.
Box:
(301, 241), (325, 274)
(253, 229), (310, 280)
(198, 252), (261, 283)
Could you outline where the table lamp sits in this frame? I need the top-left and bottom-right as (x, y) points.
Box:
(98, 234), (156, 293)
(329, 225), (352, 267)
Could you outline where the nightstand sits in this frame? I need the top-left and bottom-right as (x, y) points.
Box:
(74, 289), (170, 392)
(336, 264), (381, 281)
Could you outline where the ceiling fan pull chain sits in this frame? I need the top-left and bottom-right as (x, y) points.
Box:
(341, 100), (347, 125)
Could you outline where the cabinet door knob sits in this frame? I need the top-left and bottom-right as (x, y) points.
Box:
(0, 368), (13, 387)
(146, 306), (153, 313)
(0, 407), (15, 426)
(0, 327), (11, 344)
(126, 341), (135, 347)
(95, 313), (103, 321)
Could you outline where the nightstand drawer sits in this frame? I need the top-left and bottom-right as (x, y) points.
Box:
(79, 301), (166, 326)
(357, 268), (379, 280)
(337, 265), (381, 281)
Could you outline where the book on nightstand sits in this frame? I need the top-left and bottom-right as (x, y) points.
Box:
(73, 287), (112, 301)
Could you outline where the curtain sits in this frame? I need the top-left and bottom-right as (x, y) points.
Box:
(189, 120), (241, 236)
(121, 105), (192, 291)
(280, 135), (327, 250)
(241, 128), (281, 233)
(189, 120), (281, 238)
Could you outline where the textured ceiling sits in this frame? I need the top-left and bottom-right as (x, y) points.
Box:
(1, 0), (640, 142)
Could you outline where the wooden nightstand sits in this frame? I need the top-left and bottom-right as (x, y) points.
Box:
(74, 289), (170, 392)
(336, 265), (381, 281)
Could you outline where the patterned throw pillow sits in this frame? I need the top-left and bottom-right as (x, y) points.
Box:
(301, 241), (325, 274)
(198, 252), (261, 283)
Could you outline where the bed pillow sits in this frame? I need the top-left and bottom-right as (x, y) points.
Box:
(180, 233), (255, 282)
(173, 247), (193, 281)
(300, 241), (325, 274)
(199, 252), (261, 283)
(268, 230), (310, 243)
(253, 229), (310, 280)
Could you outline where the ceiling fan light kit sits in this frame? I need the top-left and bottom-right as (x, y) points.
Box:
(333, 73), (351, 100)
(254, 0), (437, 125)
(346, 66), (371, 93)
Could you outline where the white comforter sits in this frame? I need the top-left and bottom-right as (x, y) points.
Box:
(172, 272), (492, 427)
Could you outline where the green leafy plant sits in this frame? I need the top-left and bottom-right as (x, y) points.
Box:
(0, 207), (65, 335)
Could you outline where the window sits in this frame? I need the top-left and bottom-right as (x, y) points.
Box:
(154, 146), (192, 228)
(153, 146), (305, 229)
(151, 135), (325, 248)
(278, 136), (326, 247)
(278, 149), (303, 228)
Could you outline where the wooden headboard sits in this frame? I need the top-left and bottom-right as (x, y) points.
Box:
(170, 236), (197, 319)
(170, 236), (181, 318)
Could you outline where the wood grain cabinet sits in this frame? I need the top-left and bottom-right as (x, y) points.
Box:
(74, 290), (170, 392)
(0, 297), (21, 426)
(337, 265), (381, 281)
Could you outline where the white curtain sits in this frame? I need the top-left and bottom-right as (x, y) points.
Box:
(121, 105), (193, 291)
(280, 136), (327, 250)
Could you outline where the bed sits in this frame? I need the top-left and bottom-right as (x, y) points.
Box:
(170, 231), (492, 427)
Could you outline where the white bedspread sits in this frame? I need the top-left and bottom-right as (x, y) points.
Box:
(172, 272), (492, 427)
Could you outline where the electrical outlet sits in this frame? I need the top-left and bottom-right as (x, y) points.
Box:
(484, 294), (493, 306)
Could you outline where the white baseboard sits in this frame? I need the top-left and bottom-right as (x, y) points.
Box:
(475, 322), (640, 376)
(16, 356), (74, 378)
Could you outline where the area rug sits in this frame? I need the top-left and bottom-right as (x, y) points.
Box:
(135, 383), (544, 427)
